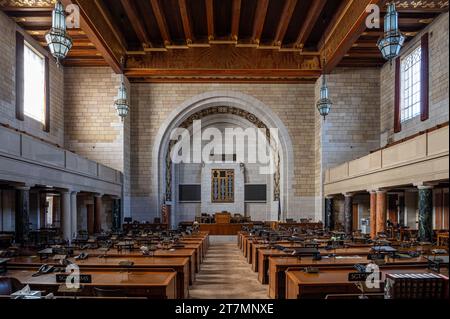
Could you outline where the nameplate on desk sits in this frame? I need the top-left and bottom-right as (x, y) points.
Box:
(367, 253), (385, 261)
(56, 274), (92, 284)
(348, 272), (371, 282)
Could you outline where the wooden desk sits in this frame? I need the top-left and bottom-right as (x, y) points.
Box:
(199, 223), (251, 235)
(269, 255), (434, 299)
(2, 269), (176, 299)
(250, 242), (309, 272)
(71, 248), (197, 284)
(8, 256), (190, 299)
(437, 232), (449, 247)
(285, 267), (443, 299)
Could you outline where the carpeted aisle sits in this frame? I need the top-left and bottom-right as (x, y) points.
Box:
(189, 236), (269, 299)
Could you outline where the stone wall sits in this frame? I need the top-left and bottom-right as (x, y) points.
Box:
(380, 12), (449, 146)
(0, 11), (64, 146)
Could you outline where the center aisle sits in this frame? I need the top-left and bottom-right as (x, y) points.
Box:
(189, 236), (269, 299)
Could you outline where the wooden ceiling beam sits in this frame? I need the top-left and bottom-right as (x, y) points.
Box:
(178, 0), (194, 44)
(205, 0), (214, 41)
(61, 0), (125, 73)
(120, 0), (151, 49)
(150, 0), (172, 46)
(231, 0), (242, 41)
(320, 0), (386, 73)
(124, 45), (322, 82)
(295, 0), (326, 49)
(94, 0), (127, 50)
(252, 0), (269, 45)
(273, 0), (297, 47)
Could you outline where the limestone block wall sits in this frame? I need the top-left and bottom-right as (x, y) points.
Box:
(380, 12), (449, 146)
(0, 11), (64, 146)
(63, 67), (131, 215)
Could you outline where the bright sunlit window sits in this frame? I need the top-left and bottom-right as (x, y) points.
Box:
(400, 45), (422, 123)
(24, 41), (46, 124)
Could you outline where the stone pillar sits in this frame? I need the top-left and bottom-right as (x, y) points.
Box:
(418, 186), (433, 242)
(376, 190), (387, 234)
(94, 194), (103, 233)
(71, 191), (78, 239)
(343, 194), (353, 236)
(398, 193), (405, 226)
(61, 191), (71, 242)
(325, 196), (334, 230)
(369, 191), (377, 239)
(15, 186), (31, 244)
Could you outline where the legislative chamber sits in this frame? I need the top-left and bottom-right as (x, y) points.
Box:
(0, 0), (449, 303)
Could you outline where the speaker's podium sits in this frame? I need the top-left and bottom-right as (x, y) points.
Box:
(199, 212), (252, 235)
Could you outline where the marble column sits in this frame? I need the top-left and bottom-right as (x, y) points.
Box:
(61, 191), (71, 242)
(418, 186), (433, 242)
(325, 196), (334, 230)
(94, 194), (103, 233)
(15, 186), (31, 244)
(376, 191), (387, 234)
(70, 191), (78, 239)
(343, 194), (353, 236)
(369, 191), (377, 239)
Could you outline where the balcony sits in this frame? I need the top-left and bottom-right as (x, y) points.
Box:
(324, 124), (449, 196)
(0, 125), (122, 196)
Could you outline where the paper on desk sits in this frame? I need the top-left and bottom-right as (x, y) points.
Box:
(334, 256), (363, 259)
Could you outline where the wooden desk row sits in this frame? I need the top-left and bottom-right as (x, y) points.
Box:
(268, 255), (434, 299)
(238, 232), (449, 299)
(2, 232), (210, 299)
(285, 267), (449, 299)
(3, 269), (177, 299)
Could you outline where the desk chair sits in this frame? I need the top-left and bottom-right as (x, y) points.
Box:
(93, 287), (126, 297)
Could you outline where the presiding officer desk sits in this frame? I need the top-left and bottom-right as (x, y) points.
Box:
(4, 269), (177, 299)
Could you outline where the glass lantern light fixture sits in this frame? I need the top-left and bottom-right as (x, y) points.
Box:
(45, 0), (73, 66)
(377, 2), (405, 62)
(316, 66), (333, 121)
(114, 75), (129, 121)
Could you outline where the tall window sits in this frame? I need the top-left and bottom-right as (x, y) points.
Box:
(400, 46), (422, 122)
(23, 41), (46, 123)
(211, 169), (234, 203)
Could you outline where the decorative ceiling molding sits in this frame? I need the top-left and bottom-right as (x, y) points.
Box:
(0, 0), (56, 7)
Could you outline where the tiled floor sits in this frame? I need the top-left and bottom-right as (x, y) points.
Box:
(189, 236), (269, 299)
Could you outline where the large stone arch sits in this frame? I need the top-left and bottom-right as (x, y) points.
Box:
(152, 91), (295, 222)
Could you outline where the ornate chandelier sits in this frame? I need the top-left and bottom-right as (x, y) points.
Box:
(316, 60), (333, 121)
(114, 75), (129, 121)
(377, 2), (405, 62)
(45, 1), (73, 66)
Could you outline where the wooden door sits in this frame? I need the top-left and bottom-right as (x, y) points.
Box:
(444, 189), (449, 230)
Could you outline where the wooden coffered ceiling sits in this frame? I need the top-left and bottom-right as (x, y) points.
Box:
(1, 0), (448, 82)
